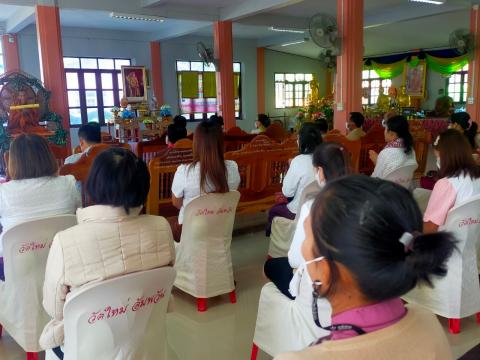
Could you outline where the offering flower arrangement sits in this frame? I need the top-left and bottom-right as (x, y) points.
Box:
(159, 104), (172, 117)
(295, 96), (334, 130)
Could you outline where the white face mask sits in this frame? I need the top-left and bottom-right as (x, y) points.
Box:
(289, 256), (325, 298)
(436, 157), (441, 170)
(315, 172), (326, 187)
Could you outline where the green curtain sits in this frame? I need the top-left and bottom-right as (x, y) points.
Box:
(180, 71), (199, 98)
(425, 54), (469, 75)
(234, 74), (240, 99)
(367, 60), (405, 79)
(203, 72), (217, 98)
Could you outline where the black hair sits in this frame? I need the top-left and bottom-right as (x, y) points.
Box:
(349, 112), (365, 128)
(386, 115), (414, 154)
(298, 122), (323, 155)
(451, 112), (478, 149)
(315, 118), (329, 134)
(86, 148), (150, 213)
(78, 123), (101, 144)
(173, 115), (187, 128)
(209, 114), (224, 127)
(257, 113), (271, 128)
(310, 175), (456, 301)
(312, 142), (352, 181)
(167, 123), (187, 144)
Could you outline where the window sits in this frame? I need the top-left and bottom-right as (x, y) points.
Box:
(362, 70), (392, 106)
(275, 73), (313, 109)
(176, 61), (242, 121)
(64, 57), (131, 126)
(447, 64), (468, 104)
(0, 38), (4, 75)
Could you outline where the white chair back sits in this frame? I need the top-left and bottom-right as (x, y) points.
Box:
(174, 191), (240, 298)
(253, 268), (331, 356)
(384, 163), (418, 188)
(268, 181), (320, 258)
(0, 215), (77, 351)
(403, 195), (480, 318)
(61, 267), (176, 360)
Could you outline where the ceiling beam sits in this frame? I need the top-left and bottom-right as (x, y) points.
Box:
(6, 6), (35, 33)
(220, 0), (304, 21)
(141, 0), (168, 8)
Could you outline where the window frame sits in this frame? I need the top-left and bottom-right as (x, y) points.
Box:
(274, 73), (313, 109)
(362, 70), (392, 107)
(446, 64), (468, 105)
(175, 60), (243, 122)
(64, 56), (131, 127)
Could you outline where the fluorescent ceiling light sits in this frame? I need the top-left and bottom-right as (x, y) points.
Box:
(269, 26), (305, 34)
(110, 12), (165, 22)
(281, 40), (306, 47)
(409, 0), (445, 4)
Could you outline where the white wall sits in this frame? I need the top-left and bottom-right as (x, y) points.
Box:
(264, 49), (326, 120)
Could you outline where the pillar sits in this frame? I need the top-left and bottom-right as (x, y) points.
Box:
(36, 4), (70, 147)
(213, 20), (235, 130)
(257, 47), (266, 114)
(334, 0), (364, 133)
(150, 41), (164, 105)
(466, 5), (480, 124)
(1, 34), (20, 73)
(325, 69), (333, 97)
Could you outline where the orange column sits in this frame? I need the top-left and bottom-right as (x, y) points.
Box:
(334, 0), (364, 134)
(213, 21), (235, 130)
(257, 47), (266, 114)
(36, 5), (70, 148)
(466, 5), (480, 124)
(1, 34), (20, 72)
(150, 41), (164, 105)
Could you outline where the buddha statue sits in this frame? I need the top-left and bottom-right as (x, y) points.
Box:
(398, 85), (411, 108)
(8, 90), (45, 134)
(376, 86), (390, 113)
(309, 75), (320, 106)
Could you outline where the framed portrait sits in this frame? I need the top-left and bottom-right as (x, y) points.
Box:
(121, 66), (147, 102)
(403, 61), (427, 98)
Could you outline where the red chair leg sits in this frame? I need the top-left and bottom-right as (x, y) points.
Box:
(476, 312), (480, 324)
(197, 298), (207, 312)
(448, 318), (461, 334)
(251, 343), (259, 360)
(26, 353), (39, 360)
(229, 290), (237, 304)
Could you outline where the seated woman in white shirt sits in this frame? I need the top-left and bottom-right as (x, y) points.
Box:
(170, 121), (241, 242)
(40, 148), (175, 357)
(0, 134), (80, 279)
(264, 142), (352, 299)
(275, 176), (454, 360)
(424, 129), (480, 234)
(369, 115), (417, 179)
(265, 123), (323, 236)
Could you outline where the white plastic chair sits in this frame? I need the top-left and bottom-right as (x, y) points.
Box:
(268, 181), (320, 258)
(45, 267), (176, 360)
(0, 215), (77, 359)
(174, 191), (241, 312)
(251, 269), (331, 359)
(384, 163), (418, 189)
(403, 195), (480, 334)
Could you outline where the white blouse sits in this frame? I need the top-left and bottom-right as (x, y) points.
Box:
(0, 175), (81, 255)
(288, 199), (313, 269)
(171, 160), (241, 224)
(282, 154), (315, 214)
(371, 147), (417, 179)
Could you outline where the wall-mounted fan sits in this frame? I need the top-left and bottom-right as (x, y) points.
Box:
(309, 13), (341, 55)
(449, 29), (474, 55)
(196, 42), (218, 70)
(319, 49), (337, 69)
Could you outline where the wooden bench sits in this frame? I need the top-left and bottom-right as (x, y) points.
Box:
(323, 132), (361, 173)
(359, 126), (385, 175)
(137, 135), (168, 164)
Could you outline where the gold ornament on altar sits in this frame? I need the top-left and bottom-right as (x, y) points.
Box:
(376, 86), (390, 113)
(308, 75), (320, 106)
(398, 85), (411, 108)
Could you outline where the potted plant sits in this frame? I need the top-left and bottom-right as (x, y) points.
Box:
(143, 118), (154, 129)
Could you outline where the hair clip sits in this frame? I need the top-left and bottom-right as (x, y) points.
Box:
(433, 135), (440, 147)
(399, 232), (414, 251)
(339, 146), (344, 151)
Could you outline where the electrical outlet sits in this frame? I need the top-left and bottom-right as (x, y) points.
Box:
(336, 103), (344, 111)
(468, 97), (474, 105)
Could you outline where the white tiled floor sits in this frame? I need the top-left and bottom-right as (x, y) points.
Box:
(1, 230), (479, 360)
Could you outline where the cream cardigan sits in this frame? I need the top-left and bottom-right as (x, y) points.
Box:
(275, 305), (453, 360)
(40, 205), (175, 350)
